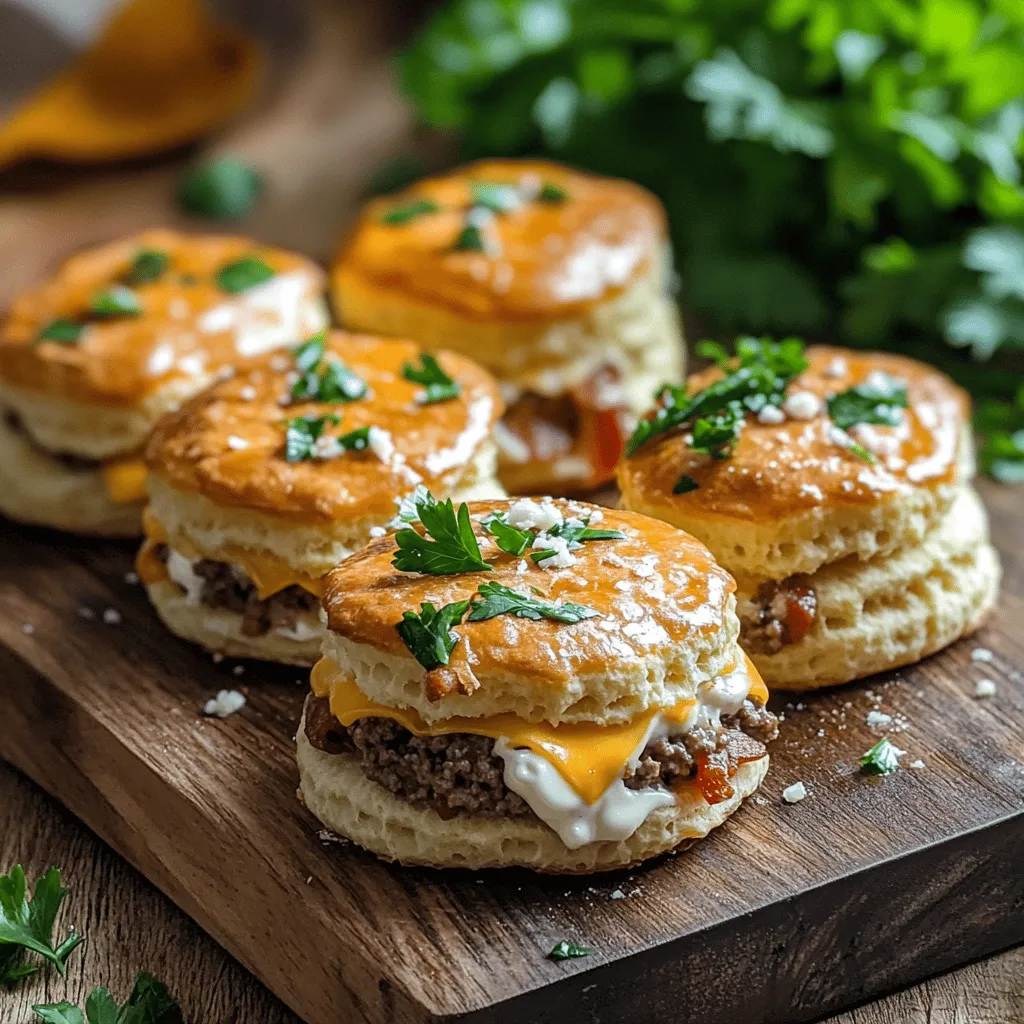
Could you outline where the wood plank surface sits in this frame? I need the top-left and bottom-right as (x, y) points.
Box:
(4, 761), (1021, 1024)
(0, 480), (1021, 1024)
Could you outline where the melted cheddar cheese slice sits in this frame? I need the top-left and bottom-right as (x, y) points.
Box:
(314, 658), (700, 805)
(140, 509), (324, 599)
(102, 457), (149, 505)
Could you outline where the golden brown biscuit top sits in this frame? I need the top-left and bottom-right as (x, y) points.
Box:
(322, 499), (734, 697)
(145, 332), (503, 522)
(618, 346), (969, 522)
(332, 159), (667, 321)
(0, 230), (325, 406)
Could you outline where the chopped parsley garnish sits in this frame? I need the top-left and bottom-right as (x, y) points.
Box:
(395, 484), (430, 524)
(215, 255), (275, 293)
(547, 940), (592, 962)
(531, 515), (625, 562)
(402, 353), (461, 403)
(859, 737), (902, 776)
(453, 223), (486, 252)
(290, 335), (368, 404)
(89, 284), (142, 318)
(177, 157), (263, 221)
(392, 491), (491, 575)
(0, 865), (83, 984)
(380, 197), (439, 225)
(124, 249), (169, 286)
(627, 336), (808, 456)
(673, 474), (699, 494)
(537, 181), (567, 203)
(336, 426), (371, 451)
(395, 599), (470, 670)
(36, 320), (84, 345)
(31, 971), (182, 1024)
(483, 513), (534, 557)
(282, 413), (339, 462)
(695, 338), (732, 370)
(470, 181), (521, 214)
(827, 376), (908, 431)
(468, 582), (598, 624)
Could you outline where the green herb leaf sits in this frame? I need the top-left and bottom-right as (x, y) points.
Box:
(483, 513), (534, 556)
(0, 866), (83, 979)
(470, 181), (521, 214)
(673, 474), (699, 494)
(690, 402), (745, 459)
(395, 484), (431, 524)
(547, 516), (625, 546)
(37, 319), (85, 344)
(392, 491), (492, 575)
(547, 940), (592, 962)
(402, 353), (461, 403)
(290, 337), (368, 404)
(293, 333), (326, 373)
(380, 197), (440, 225)
(395, 599), (471, 669)
(83, 988), (119, 1024)
(282, 414), (340, 463)
(696, 339), (732, 369)
(177, 157), (263, 220)
(337, 426), (372, 451)
(453, 223), (486, 252)
(827, 377), (908, 431)
(859, 737), (902, 776)
(216, 256), (276, 294)
(124, 250), (169, 286)
(31, 1002), (83, 1024)
(468, 582), (598, 624)
(90, 285), (142, 318)
(538, 182), (567, 203)
(1, 946), (38, 985)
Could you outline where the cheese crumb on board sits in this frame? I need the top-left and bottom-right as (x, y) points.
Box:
(204, 689), (247, 718)
(782, 781), (807, 804)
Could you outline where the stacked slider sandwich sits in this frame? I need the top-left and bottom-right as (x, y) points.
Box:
(618, 340), (1000, 689)
(299, 493), (778, 872)
(0, 230), (326, 535)
(331, 159), (684, 495)
(138, 331), (504, 665)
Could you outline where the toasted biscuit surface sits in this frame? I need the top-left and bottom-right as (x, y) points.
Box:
(0, 230), (327, 412)
(619, 346), (970, 578)
(296, 721), (767, 873)
(145, 332), (503, 524)
(321, 498), (738, 724)
(746, 487), (1000, 689)
(333, 159), (667, 322)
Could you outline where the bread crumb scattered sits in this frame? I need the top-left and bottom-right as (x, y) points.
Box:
(609, 889), (625, 900)
(974, 679), (997, 698)
(908, 759), (926, 769)
(102, 607), (122, 625)
(865, 710), (892, 728)
(203, 689), (246, 718)
(782, 781), (808, 804)
(970, 647), (994, 663)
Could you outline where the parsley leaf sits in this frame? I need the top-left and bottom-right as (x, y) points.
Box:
(336, 426), (371, 451)
(453, 223), (486, 252)
(547, 517), (624, 546)
(859, 737), (902, 776)
(33, 971), (182, 1024)
(547, 940), (592, 962)
(690, 402), (745, 458)
(695, 339), (732, 369)
(282, 414), (339, 462)
(402, 353), (461, 403)
(124, 250), (169, 286)
(482, 513), (534, 556)
(674, 474), (699, 494)
(393, 492), (492, 575)
(396, 599), (471, 669)
(216, 256), (275, 293)
(90, 285), (142, 318)
(537, 182), (567, 203)
(37, 320), (85, 344)
(0, 866), (83, 979)
(470, 181), (521, 214)
(290, 335), (368, 403)
(468, 583), (598, 624)
(380, 197), (439, 225)
(827, 377), (908, 431)
(177, 157), (262, 220)
(395, 484), (431, 524)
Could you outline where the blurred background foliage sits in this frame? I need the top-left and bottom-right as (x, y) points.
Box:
(397, 0), (1024, 479)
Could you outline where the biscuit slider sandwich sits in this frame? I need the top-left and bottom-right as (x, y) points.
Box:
(299, 493), (777, 872)
(618, 340), (1000, 690)
(138, 331), (504, 665)
(331, 159), (684, 495)
(0, 230), (326, 535)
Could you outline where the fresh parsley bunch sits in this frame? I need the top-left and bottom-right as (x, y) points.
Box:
(33, 972), (182, 1024)
(398, 0), (1024, 475)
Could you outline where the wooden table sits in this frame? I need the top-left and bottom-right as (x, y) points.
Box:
(2, 760), (1021, 1022)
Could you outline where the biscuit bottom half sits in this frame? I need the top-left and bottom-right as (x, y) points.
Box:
(0, 407), (143, 536)
(737, 486), (1000, 690)
(296, 698), (771, 873)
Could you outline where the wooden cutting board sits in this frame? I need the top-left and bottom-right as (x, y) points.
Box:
(0, 481), (1020, 1024)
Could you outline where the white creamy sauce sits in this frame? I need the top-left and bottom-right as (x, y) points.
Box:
(494, 662), (758, 850)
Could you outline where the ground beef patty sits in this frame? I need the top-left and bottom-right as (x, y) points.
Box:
(304, 696), (778, 821)
(738, 575), (817, 655)
(156, 545), (319, 637)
